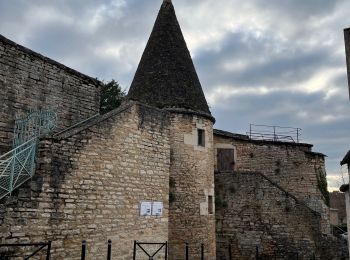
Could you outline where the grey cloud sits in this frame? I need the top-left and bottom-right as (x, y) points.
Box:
(195, 30), (339, 91)
(254, 0), (342, 20)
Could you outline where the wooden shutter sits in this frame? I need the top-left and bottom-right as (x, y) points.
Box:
(217, 149), (235, 172)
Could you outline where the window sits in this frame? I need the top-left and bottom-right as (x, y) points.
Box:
(208, 196), (213, 214)
(197, 129), (205, 147)
(217, 148), (235, 172)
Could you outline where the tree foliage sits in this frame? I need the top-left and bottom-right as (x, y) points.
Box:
(100, 79), (126, 114)
(317, 170), (330, 207)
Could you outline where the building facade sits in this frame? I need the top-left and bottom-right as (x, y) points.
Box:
(0, 1), (347, 259)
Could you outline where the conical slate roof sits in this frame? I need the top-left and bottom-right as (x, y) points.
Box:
(128, 0), (211, 115)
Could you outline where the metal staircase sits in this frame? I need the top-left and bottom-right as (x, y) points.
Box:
(0, 110), (57, 200)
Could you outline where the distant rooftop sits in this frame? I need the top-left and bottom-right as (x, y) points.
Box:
(341, 150), (350, 166)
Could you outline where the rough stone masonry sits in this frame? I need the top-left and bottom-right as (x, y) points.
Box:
(0, 0), (347, 259)
(0, 35), (101, 154)
(0, 102), (170, 259)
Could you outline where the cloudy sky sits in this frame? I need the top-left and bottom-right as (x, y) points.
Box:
(0, 0), (349, 190)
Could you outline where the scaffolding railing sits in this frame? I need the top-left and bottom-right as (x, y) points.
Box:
(248, 124), (301, 143)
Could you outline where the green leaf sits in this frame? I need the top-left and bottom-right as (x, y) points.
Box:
(100, 79), (126, 114)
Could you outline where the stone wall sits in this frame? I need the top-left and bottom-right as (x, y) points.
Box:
(213, 133), (330, 233)
(168, 113), (216, 259)
(0, 102), (170, 259)
(0, 34), (101, 154)
(330, 191), (347, 225)
(215, 172), (348, 260)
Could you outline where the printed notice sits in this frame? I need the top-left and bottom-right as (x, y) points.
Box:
(152, 202), (163, 216)
(140, 202), (152, 216)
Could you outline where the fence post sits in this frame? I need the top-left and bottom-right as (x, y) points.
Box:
(46, 241), (51, 260)
(133, 241), (137, 260)
(9, 154), (15, 194)
(228, 244), (232, 260)
(165, 241), (168, 260)
(81, 240), (86, 260)
(185, 243), (189, 260)
(201, 243), (204, 260)
(107, 239), (111, 260)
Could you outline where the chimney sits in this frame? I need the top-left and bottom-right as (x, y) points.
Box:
(345, 28), (350, 100)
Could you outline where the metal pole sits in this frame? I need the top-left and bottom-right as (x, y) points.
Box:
(256, 246), (259, 260)
(250, 124), (252, 139)
(273, 126), (276, 141)
(81, 240), (86, 260)
(9, 153), (16, 195)
(229, 244), (232, 260)
(165, 241), (168, 260)
(297, 128), (299, 143)
(201, 243), (204, 260)
(107, 239), (111, 260)
(46, 241), (51, 260)
(185, 243), (189, 260)
(133, 241), (137, 260)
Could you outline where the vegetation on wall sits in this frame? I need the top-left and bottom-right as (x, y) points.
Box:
(317, 170), (330, 206)
(215, 196), (228, 210)
(169, 192), (176, 203)
(100, 79), (126, 114)
(169, 177), (176, 203)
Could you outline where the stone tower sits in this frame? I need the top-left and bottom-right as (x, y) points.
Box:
(128, 0), (216, 259)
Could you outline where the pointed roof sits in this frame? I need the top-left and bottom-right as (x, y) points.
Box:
(128, 0), (212, 116)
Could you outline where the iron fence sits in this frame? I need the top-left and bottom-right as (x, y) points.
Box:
(0, 137), (38, 199)
(0, 241), (51, 260)
(248, 124), (301, 143)
(0, 110), (57, 200)
(80, 240), (206, 260)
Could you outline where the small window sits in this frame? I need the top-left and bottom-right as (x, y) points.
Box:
(208, 196), (213, 214)
(198, 129), (205, 147)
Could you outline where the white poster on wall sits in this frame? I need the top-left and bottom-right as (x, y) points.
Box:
(152, 202), (163, 216)
(140, 202), (152, 216)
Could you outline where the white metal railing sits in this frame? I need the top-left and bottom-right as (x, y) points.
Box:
(0, 110), (57, 200)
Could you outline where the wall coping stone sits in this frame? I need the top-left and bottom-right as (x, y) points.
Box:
(214, 128), (314, 148)
(49, 101), (169, 140)
(305, 151), (327, 158)
(165, 107), (215, 122)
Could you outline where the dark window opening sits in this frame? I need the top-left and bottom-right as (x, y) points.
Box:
(198, 129), (205, 147)
(208, 195), (213, 214)
(217, 148), (235, 172)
